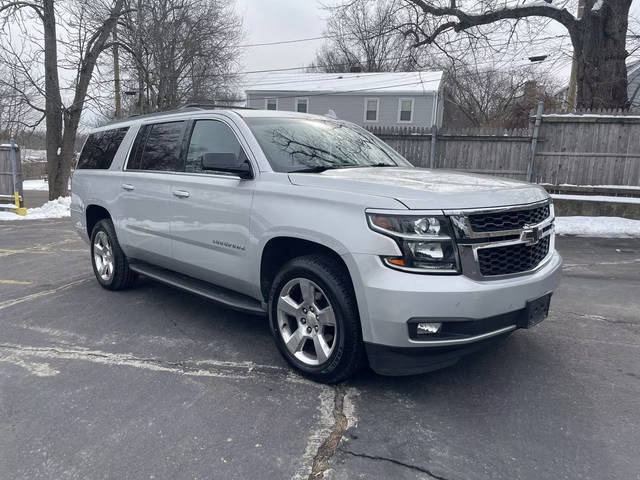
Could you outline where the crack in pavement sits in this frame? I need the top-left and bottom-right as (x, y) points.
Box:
(561, 310), (637, 326)
(308, 386), (349, 480)
(292, 386), (359, 480)
(0, 342), (304, 383)
(338, 448), (451, 480)
(563, 259), (640, 269)
(0, 277), (92, 311)
(0, 237), (82, 257)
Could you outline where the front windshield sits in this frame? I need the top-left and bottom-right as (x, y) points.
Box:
(244, 117), (412, 173)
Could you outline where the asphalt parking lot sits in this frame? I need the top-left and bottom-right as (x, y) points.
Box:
(0, 219), (638, 480)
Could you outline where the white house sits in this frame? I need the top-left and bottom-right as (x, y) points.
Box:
(245, 71), (444, 128)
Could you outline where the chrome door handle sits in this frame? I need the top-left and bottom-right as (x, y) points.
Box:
(121, 183), (135, 191)
(172, 190), (190, 198)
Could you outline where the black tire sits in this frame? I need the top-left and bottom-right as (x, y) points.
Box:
(268, 254), (366, 383)
(90, 218), (137, 291)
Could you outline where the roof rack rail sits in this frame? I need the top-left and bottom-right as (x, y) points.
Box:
(102, 103), (252, 126)
(180, 103), (253, 110)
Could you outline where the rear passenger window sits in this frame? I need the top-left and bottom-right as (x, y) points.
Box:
(185, 120), (246, 174)
(77, 127), (128, 169)
(127, 121), (186, 171)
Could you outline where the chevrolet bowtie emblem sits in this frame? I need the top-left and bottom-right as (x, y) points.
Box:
(521, 225), (542, 245)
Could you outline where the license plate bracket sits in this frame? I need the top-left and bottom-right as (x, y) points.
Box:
(520, 294), (551, 328)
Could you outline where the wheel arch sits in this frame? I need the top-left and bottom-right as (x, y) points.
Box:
(85, 204), (112, 237)
(259, 236), (354, 302)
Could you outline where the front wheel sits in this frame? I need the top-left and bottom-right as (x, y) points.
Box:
(90, 219), (137, 290)
(268, 254), (366, 383)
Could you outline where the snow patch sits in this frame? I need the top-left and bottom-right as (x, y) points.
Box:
(343, 388), (360, 430)
(0, 354), (59, 377)
(542, 183), (640, 190)
(552, 194), (640, 204)
(0, 196), (70, 221)
(544, 113), (640, 119)
(22, 179), (49, 191)
(556, 216), (640, 237)
(592, 0), (603, 11)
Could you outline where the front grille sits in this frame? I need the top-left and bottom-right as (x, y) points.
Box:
(469, 204), (550, 233)
(477, 236), (550, 276)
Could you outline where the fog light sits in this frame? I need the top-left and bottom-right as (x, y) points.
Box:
(416, 322), (442, 335)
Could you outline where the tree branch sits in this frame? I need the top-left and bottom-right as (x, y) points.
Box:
(405, 0), (578, 44)
(0, 1), (44, 20)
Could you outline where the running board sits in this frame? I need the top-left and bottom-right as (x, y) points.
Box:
(129, 262), (266, 315)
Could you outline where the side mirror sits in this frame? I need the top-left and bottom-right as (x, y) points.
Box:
(201, 152), (253, 179)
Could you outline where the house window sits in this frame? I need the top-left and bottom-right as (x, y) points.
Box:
(265, 98), (278, 110)
(364, 98), (379, 122)
(295, 97), (308, 113)
(398, 98), (414, 123)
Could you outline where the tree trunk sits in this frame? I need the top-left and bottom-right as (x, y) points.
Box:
(40, 0), (123, 199)
(42, 0), (66, 200)
(573, 0), (631, 110)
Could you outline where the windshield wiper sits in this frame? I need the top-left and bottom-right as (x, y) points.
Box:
(288, 165), (342, 173)
(364, 163), (397, 167)
(289, 163), (397, 173)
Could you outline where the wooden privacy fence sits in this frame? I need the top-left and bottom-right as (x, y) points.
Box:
(22, 161), (47, 180)
(367, 109), (640, 186)
(531, 113), (640, 186)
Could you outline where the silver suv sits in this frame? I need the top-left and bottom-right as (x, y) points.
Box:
(71, 107), (562, 383)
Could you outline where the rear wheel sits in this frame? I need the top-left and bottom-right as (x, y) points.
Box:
(268, 254), (365, 383)
(90, 219), (137, 290)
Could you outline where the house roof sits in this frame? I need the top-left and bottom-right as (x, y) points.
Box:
(245, 71), (443, 95)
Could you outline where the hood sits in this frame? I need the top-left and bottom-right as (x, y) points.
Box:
(288, 167), (548, 210)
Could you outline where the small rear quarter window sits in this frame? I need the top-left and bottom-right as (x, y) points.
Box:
(77, 127), (129, 169)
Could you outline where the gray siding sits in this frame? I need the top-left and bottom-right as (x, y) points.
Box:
(246, 92), (440, 128)
(628, 64), (640, 107)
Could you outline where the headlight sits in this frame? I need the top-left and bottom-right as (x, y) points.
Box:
(367, 213), (460, 274)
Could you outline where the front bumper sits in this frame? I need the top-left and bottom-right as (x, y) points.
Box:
(344, 250), (562, 374)
(365, 303), (546, 375)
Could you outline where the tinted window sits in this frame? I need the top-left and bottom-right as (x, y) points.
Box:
(245, 117), (409, 173)
(186, 120), (247, 174)
(128, 121), (185, 171)
(77, 127), (128, 169)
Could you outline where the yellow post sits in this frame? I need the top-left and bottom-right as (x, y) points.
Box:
(13, 191), (27, 216)
(9, 139), (27, 216)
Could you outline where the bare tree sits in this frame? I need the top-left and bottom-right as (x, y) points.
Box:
(0, 0), (126, 199)
(440, 60), (561, 128)
(0, 65), (40, 138)
(402, 0), (633, 110)
(116, 0), (242, 113)
(310, 0), (421, 73)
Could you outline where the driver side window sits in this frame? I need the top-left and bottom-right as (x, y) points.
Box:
(185, 120), (247, 175)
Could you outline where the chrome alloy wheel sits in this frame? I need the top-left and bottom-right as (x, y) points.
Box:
(276, 278), (337, 366)
(93, 231), (114, 282)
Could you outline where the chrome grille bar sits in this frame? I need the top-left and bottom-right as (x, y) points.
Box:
(445, 200), (555, 280)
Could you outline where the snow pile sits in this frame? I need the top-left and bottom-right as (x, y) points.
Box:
(555, 216), (640, 238)
(0, 196), (70, 221)
(552, 184), (640, 190)
(23, 149), (47, 162)
(552, 194), (640, 204)
(22, 179), (49, 191)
